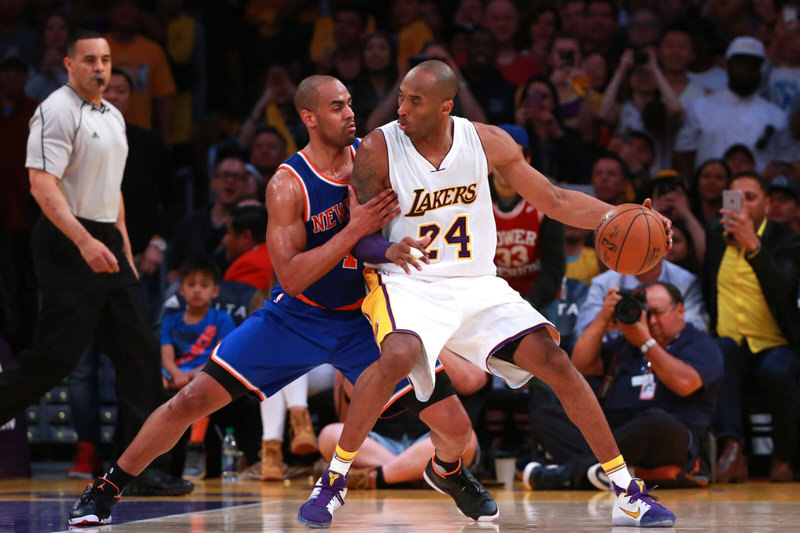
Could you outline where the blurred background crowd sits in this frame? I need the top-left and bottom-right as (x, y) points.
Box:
(0, 0), (799, 492)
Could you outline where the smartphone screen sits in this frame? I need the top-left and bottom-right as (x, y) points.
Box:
(722, 189), (742, 214)
(784, 5), (798, 24)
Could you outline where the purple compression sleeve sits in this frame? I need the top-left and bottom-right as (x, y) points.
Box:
(352, 232), (392, 263)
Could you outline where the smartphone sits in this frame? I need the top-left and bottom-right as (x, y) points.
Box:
(784, 5), (798, 26)
(559, 50), (575, 67)
(722, 189), (742, 214)
(634, 50), (649, 66)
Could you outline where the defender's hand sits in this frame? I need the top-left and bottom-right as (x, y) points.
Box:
(347, 186), (399, 237)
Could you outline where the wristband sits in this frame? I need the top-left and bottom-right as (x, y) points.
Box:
(352, 232), (392, 263)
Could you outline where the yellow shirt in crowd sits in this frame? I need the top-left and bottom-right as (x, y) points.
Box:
(105, 34), (177, 130)
(717, 218), (787, 353)
(566, 247), (601, 287)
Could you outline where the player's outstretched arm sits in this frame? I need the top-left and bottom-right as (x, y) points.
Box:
(479, 123), (672, 239)
(267, 168), (398, 297)
(477, 123), (612, 230)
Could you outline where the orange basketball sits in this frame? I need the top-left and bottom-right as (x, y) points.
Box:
(595, 204), (667, 275)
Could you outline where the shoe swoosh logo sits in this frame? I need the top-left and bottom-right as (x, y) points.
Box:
(621, 507), (640, 519)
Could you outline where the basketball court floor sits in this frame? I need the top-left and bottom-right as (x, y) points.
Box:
(1, 476), (798, 532)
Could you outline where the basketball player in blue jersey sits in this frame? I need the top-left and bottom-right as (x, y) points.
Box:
(68, 75), (495, 528)
(312, 61), (678, 529)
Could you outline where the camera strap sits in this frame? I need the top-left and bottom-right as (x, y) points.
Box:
(597, 349), (621, 406)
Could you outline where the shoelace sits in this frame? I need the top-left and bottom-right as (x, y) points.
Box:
(454, 470), (485, 498)
(311, 484), (345, 508)
(628, 484), (659, 504)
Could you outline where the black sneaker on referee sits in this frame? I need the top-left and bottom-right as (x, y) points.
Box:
(423, 458), (499, 521)
(68, 478), (121, 526)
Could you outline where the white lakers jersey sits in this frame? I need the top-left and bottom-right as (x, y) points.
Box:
(374, 117), (496, 279)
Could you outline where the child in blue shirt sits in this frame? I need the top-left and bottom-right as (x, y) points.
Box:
(161, 258), (236, 390)
(161, 258), (236, 479)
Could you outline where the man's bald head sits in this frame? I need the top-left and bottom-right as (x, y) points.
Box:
(295, 75), (340, 113)
(407, 60), (459, 102)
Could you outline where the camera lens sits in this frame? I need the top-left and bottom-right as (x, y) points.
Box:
(613, 293), (644, 324)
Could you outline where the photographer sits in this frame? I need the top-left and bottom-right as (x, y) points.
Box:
(522, 282), (723, 491)
(574, 253), (708, 341)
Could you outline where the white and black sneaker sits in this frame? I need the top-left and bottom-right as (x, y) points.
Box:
(423, 458), (499, 522)
(587, 463), (612, 491)
(68, 478), (121, 526)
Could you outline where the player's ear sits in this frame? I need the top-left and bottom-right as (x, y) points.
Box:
(300, 109), (316, 129)
(441, 99), (454, 114)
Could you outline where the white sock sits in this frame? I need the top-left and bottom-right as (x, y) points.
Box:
(329, 444), (357, 476)
(602, 455), (633, 490)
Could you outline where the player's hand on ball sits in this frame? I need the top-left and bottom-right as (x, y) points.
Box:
(642, 198), (673, 250)
(386, 236), (431, 274)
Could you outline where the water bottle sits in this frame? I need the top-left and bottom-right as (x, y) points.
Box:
(221, 427), (240, 483)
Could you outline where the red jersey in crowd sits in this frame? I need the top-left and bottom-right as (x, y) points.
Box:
(493, 198), (543, 297)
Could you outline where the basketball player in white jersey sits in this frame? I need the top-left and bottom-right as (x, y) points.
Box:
(304, 60), (677, 529)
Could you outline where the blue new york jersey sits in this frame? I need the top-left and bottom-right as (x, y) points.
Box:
(210, 139), (424, 404)
(273, 139), (365, 309)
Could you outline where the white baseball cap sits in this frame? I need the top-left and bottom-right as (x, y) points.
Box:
(725, 36), (766, 60)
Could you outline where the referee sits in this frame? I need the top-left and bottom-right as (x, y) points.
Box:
(0, 31), (190, 495)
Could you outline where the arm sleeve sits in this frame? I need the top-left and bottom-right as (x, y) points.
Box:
(25, 100), (75, 178)
(352, 232), (392, 263)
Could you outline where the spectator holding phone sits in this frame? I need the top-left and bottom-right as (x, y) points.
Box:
(547, 33), (589, 130)
(514, 77), (587, 182)
(647, 170), (706, 265)
(627, 9), (663, 50)
(599, 47), (684, 171)
(703, 171), (800, 483)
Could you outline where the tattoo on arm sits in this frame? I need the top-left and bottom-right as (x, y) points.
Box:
(351, 132), (390, 203)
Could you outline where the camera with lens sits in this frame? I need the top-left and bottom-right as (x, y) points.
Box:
(613, 288), (648, 325)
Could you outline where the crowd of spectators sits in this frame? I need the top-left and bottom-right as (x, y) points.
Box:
(0, 0), (799, 488)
